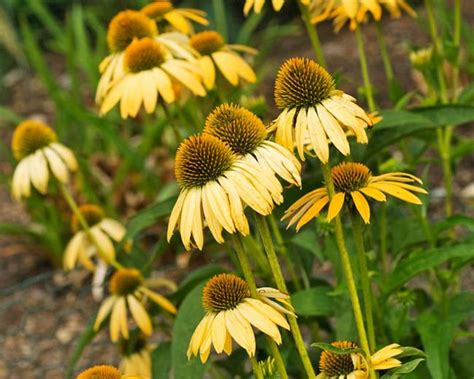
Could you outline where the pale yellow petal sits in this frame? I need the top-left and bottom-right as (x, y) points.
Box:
(90, 227), (115, 263)
(211, 311), (226, 353)
(197, 55), (215, 89)
(317, 104), (350, 156)
(43, 147), (68, 183)
(99, 218), (126, 242)
(29, 150), (49, 194)
(94, 296), (116, 331)
(167, 189), (187, 241)
(139, 287), (177, 314)
(63, 231), (85, 270)
(127, 295), (153, 336)
(237, 302), (281, 343)
(50, 143), (78, 171)
(307, 106), (329, 163)
(224, 309), (256, 356)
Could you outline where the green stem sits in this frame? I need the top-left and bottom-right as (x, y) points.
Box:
(425, 0), (454, 218)
(451, 0), (461, 102)
(374, 22), (394, 82)
(59, 183), (122, 270)
(268, 214), (303, 291)
(162, 103), (183, 145)
(231, 235), (288, 379)
(350, 212), (376, 353)
(254, 214), (316, 379)
(379, 203), (389, 275)
(298, 1), (327, 68)
(355, 25), (376, 112)
(320, 163), (374, 378)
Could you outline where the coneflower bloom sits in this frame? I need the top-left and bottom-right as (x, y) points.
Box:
(141, 1), (208, 35)
(94, 268), (177, 342)
(203, 103), (301, 187)
(189, 30), (256, 90)
(63, 204), (126, 271)
(11, 120), (77, 200)
(119, 336), (153, 377)
(187, 274), (293, 362)
(168, 134), (285, 250)
(310, 0), (415, 32)
(100, 37), (205, 118)
(272, 58), (371, 163)
(318, 341), (403, 379)
(76, 365), (143, 379)
(283, 162), (427, 229)
(244, 0), (310, 15)
(96, 10), (197, 105)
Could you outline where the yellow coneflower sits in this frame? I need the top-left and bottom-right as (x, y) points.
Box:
(119, 336), (153, 377)
(272, 58), (371, 162)
(11, 120), (77, 201)
(141, 0), (208, 35)
(187, 273), (293, 363)
(76, 365), (143, 379)
(283, 162), (427, 229)
(318, 341), (403, 379)
(244, 0), (310, 15)
(189, 30), (256, 90)
(310, 0), (415, 32)
(96, 9), (197, 105)
(63, 204), (126, 271)
(204, 103), (301, 187)
(94, 268), (177, 342)
(378, 0), (416, 19)
(100, 37), (205, 118)
(168, 134), (286, 250)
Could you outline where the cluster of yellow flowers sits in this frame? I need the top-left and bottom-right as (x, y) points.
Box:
(95, 3), (257, 119)
(8, 1), (429, 378)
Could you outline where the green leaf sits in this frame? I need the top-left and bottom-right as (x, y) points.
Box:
(0, 105), (22, 125)
(66, 316), (98, 379)
(171, 264), (225, 304)
(171, 282), (211, 379)
(416, 292), (474, 379)
(397, 346), (426, 359)
(124, 196), (176, 240)
(311, 342), (362, 355)
(365, 105), (474, 159)
(380, 358), (425, 378)
(292, 286), (334, 316)
(152, 342), (171, 379)
(433, 215), (474, 238)
(383, 243), (474, 295)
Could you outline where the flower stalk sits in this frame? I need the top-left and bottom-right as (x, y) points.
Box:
(231, 235), (288, 379)
(320, 163), (375, 379)
(355, 25), (376, 112)
(350, 211), (376, 353)
(298, 1), (327, 68)
(254, 214), (316, 379)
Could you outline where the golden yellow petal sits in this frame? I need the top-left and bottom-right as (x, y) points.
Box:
(327, 192), (345, 221)
(369, 183), (422, 204)
(351, 191), (371, 224)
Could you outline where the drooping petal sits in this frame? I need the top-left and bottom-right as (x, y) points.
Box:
(351, 191), (371, 224)
(327, 192), (345, 221)
(94, 296), (116, 331)
(127, 295), (153, 336)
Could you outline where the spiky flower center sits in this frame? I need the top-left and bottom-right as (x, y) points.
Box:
(109, 268), (143, 296)
(76, 365), (121, 379)
(124, 38), (166, 72)
(204, 104), (267, 156)
(107, 10), (157, 53)
(202, 273), (250, 312)
(319, 341), (358, 377)
(141, 1), (173, 18)
(175, 134), (235, 188)
(274, 57), (335, 109)
(11, 120), (57, 161)
(190, 31), (225, 55)
(331, 162), (371, 193)
(71, 204), (105, 232)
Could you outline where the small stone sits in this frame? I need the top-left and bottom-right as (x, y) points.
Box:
(460, 183), (474, 199)
(25, 311), (56, 336)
